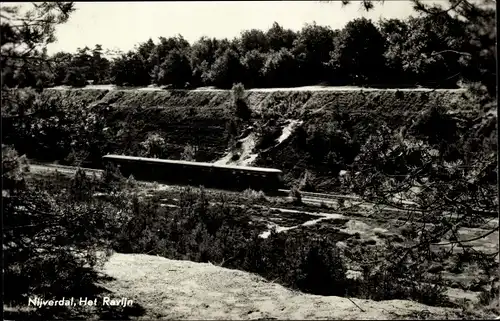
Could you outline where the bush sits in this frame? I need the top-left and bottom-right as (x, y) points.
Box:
(245, 231), (348, 296)
(231, 83), (251, 121)
(69, 167), (97, 201)
(242, 188), (268, 202)
(290, 186), (302, 204)
(2, 146), (116, 317)
(298, 169), (316, 192)
(101, 162), (126, 192)
(111, 186), (349, 296)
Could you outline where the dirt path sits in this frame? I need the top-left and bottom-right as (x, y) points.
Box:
(99, 252), (460, 320)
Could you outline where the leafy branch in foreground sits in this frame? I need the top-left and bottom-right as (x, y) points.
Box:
(337, 2), (497, 311)
(1, 2), (75, 89)
(2, 147), (116, 310)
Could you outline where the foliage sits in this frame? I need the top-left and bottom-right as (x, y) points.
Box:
(180, 144), (197, 161)
(240, 49), (266, 88)
(256, 124), (281, 150)
(231, 82), (251, 120)
(266, 22), (297, 51)
(3, 91), (108, 165)
(293, 22), (337, 85)
(2, 146), (115, 316)
(63, 67), (87, 87)
(237, 29), (269, 54)
(242, 188), (268, 202)
(190, 37), (222, 87)
(154, 49), (192, 88)
(329, 18), (385, 85)
(149, 36), (192, 88)
(3, 2), (493, 91)
(110, 51), (150, 86)
(112, 187), (347, 296)
(290, 186), (302, 204)
(261, 48), (299, 87)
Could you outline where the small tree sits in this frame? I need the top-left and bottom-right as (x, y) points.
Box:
(231, 83), (251, 121)
(180, 144), (197, 161)
(140, 133), (166, 158)
(290, 186), (303, 205)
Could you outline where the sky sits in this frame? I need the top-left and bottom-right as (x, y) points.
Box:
(45, 1), (422, 55)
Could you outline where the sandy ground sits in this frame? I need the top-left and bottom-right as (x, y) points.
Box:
(276, 120), (303, 145)
(214, 132), (258, 167)
(99, 252), (460, 320)
(215, 119), (303, 167)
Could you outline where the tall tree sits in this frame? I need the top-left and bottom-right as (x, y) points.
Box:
(110, 51), (150, 86)
(397, 15), (469, 88)
(149, 35), (190, 84)
(136, 38), (156, 81)
(241, 49), (267, 88)
(261, 48), (299, 88)
(337, 0), (498, 309)
(190, 37), (223, 86)
(155, 49), (192, 88)
(341, 0), (496, 96)
(1, 2), (75, 90)
(50, 51), (73, 85)
(91, 44), (110, 84)
(237, 29), (270, 54)
(206, 48), (245, 89)
(378, 18), (411, 86)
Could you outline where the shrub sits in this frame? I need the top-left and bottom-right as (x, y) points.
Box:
(2, 146), (116, 317)
(245, 231), (347, 296)
(242, 188), (268, 202)
(180, 144), (197, 161)
(111, 186), (349, 296)
(231, 83), (251, 121)
(225, 118), (239, 145)
(101, 162), (126, 192)
(290, 186), (302, 204)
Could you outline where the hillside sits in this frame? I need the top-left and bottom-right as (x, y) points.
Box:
(5, 86), (489, 192)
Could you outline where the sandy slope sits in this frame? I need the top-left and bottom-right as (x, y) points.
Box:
(99, 253), (460, 320)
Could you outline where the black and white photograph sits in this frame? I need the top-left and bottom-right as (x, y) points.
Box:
(1, 0), (498, 319)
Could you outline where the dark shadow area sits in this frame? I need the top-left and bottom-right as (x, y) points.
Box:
(3, 273), (146, 320)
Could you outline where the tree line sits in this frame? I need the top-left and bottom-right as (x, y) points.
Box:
(2, 15), (489, 90)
